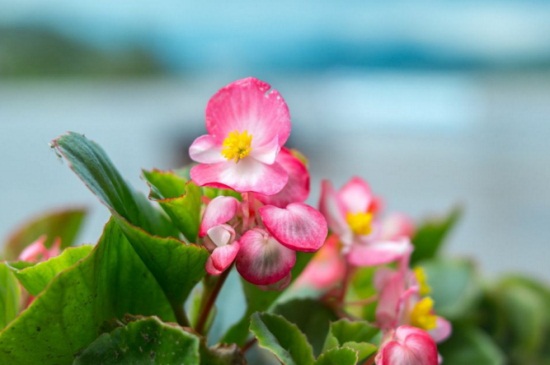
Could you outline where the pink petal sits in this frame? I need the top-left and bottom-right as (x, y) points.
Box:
(319, 180), (349, 238)
(249, 136), (280, 165)
(254, 148), (310, 207)
(377, 326), (438, 365)
(206, 224), (235, 247)
(205, 77), (291, 148)
(209, 241), (240, 272)
(257, 273), (292, 291)
(346, 238), (413, 266)
(429, 317), (452, 343)
(189, 134), (225, 164)
(294, 235), (346, 290)
(381, 213), (415, 240)
(339, 176), (373, 213)
(206, 258), (223, 275)
(236, 228), (296, 285)
(191, 158), (288, 195)
(376, 270), (406, 330)
(199, 196), (240, 237)
(260, 203), (327, 252)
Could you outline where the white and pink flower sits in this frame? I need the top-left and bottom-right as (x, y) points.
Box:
(319, 177), (413, 267)
(375, 326), (439, 365)
(189, 77), (291, 196)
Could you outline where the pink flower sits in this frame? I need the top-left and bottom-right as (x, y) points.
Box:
(374, 266), (452, 343)
(204, 224), (240, 276)
(319, 177), (412, 266)
(375, 326), (438, 365)
(189, 77), (291, 196)
(18, 235), (61, 262)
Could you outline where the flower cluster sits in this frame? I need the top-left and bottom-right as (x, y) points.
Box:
(298, 176), (451, 364)
(189, 77), (327, 287)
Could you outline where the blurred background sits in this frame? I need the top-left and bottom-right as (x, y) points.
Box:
(1, 0), (549, 282)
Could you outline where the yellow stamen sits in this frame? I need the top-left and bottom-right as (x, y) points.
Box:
(410, 297), (437, 330)
(346, 212), (373, 236)
(414, 267), (432, 296)
(221, 130), (253, 162)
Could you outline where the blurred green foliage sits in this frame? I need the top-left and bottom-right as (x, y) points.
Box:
(0, 25), (164, 77)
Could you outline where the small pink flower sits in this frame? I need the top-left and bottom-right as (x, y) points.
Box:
(376, 326), (438, 365)
(319, 177), (412, 266)
(18, 236), (61, 262)
(204, 224), (240, 275)
(189, 77), (291, 196)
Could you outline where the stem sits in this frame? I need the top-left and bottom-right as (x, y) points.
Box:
(171, 301), (190, 327)
(241, 338), (257, 353)
(195, 269), (231, 335)
(362, 354), (376, 365)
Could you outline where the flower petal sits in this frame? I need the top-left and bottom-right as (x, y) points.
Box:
(206, 224), (235, 247)
(381, 213), (415, 240)
(236, 228), (296, 285)
(377, 326), (438, 365)
(429, 316), (452, 343)
(260, 203), (327, 252)
(319, 180), (349, 238)
(376, 270), (406, 330)
(339, 176), (373, 213)
(191, 158), (288, 195)
(210, 241), (240, 272)
(255, 148), (310, 207)
(199, 196), (240, 237)
(205, 77), (291, 147)
(249, 136), (280, 165)
(189, 134), (225, 164)
(347, 238), (413, 267)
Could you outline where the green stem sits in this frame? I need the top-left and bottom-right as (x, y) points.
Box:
(171, 301), (190, 327)
(195, 268), (231, 335)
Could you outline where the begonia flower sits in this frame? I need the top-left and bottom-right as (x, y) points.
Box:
(374, 266), (452, 343)
(375, 326), (438, 365)
(189, 77), (291, 196)
(319, 177), (412, 266)
(204, 224), (240, 275)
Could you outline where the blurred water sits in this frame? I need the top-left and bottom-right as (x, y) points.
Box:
(1, 71), (549, 282)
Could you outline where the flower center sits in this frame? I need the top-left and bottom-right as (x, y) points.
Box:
(413, 267), (432, 296)
(410, 297), (437, 331)
(222, 130), (253, 162)
(346, 212), (373, 236)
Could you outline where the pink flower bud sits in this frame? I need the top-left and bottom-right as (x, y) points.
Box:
(376, 326), (438, 365)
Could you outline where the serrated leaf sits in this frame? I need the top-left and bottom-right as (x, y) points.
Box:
(420, 258), (480, 320)
(0, 263), (21, 329)
(143, 169), (202, 242)
(315, 347), (358, 365)
(438, 326), (505, 365)
(411, 206), (461, 264)
(0, 220), (174, 365)
(73, 317), (200, 364)
(323, 319), (378, 361)
(52, 133), (208, 313)
(274, 298), (338, 356)
(3, 207), (86, 260)
(250, 312), (315, 365)
(52, 133), (175, 237)
(9, 245), (93, 296)
(222, 251), (313, 346)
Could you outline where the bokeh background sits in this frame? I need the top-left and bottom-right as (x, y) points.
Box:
(1, 1), (550, 282)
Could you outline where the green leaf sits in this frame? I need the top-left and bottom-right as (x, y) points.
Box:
(52, 133), (208, 312)
(73, 317), (200, 364)
(0, 263), (21, 329)
(0, 220), (175, 365)
(9, 245), (93, 296)
(222, 251), (313, 346)
(411, 206), (461, 264)
(274, 298), (338, 356)
(315, 347), (358, 365)
(250, 312), (315, 365)
(420, 258), (481, 320)
(438, 326), (505, 365)
(322, 319), (378, 362)
(143, 169), (202, 242)
(52, 132), (175, 237)
(3, 207), (86, 260)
